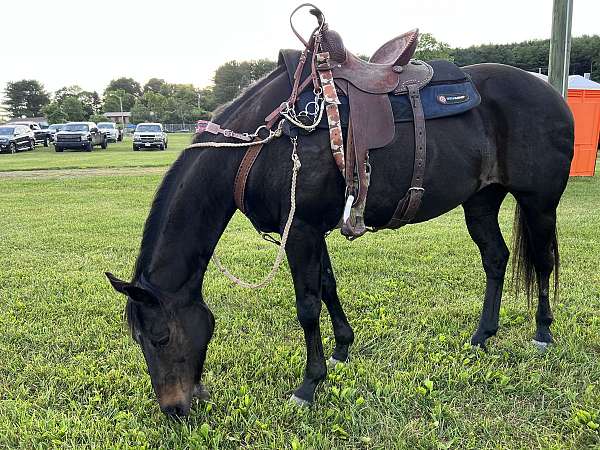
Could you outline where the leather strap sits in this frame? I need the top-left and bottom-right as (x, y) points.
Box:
(386, 83), (426, 228)
(196, 120), (253, 142)
(317, 51), (345, 173)
(234, 143), (264, 214)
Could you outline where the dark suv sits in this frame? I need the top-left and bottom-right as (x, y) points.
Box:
(11, 121), (50, 147)
(0, 125), (35, 153)
(54, 122), (108, 152)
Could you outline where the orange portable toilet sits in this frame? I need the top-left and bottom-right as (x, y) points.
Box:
(566, 75), (600, 177)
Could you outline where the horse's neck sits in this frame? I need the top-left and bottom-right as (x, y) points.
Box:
(135, 68), (290, 296)
(135, 151), (237, 295)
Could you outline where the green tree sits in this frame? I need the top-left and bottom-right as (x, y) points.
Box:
(131, 91), (169, 123)
(42, 102), (68, 124)
(89, 114), (108, 124)
(213, 59), (277, 106)
(143, 78), (168, 94)
(61, 96), (86, 121)
(54, 85), (83, 103)
(80, 91), (102, 117)
(414, 33), (453, 61)
(103, 89), (136, 112)
(130, 102), (154, 124)
(4, 80), (50, 118)
(451, 35), (600, 82)
(197, 87), (216, 112)
(105, 77), (142, 97)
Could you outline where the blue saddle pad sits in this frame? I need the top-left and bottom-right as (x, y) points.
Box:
(276, 49), (481, 128)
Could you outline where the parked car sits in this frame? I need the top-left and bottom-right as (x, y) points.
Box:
(0, 125), (35, 154)
(47, 124), (65, 143)
(11, 121), (50, 146)
(132, 123), (168, 151)
(97, 122), (119, 143)
(54, 122), (108, 152)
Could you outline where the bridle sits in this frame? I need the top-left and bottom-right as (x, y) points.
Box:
(181, 4), (344, 289)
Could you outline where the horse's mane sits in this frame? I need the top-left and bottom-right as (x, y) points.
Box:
(133, 151), (190, 279)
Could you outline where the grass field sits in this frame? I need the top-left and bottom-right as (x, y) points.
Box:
(0, 134), (187, 172)
(0, 140), (598, 449)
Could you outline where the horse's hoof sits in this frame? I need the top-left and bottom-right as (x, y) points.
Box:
(531, 339), (552, 352)
(289, 394), (311, 407)
(193, 384), (211, 401)
(327, 356), (347, 367)
(470, 342), (487, 352)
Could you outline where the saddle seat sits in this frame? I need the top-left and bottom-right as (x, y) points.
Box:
(320, 27), (431, 95)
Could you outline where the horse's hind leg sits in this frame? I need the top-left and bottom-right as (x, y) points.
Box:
(462, 185), (509, 349)
(320, 240), (354, 364)
(512, 195), (559, 347)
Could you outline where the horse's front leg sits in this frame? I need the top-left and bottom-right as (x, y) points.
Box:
(320, 239), (354, 364)
(286, 221), (327, 405)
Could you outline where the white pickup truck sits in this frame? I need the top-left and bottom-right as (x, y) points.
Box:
(97, 122), (120, 143)
(132, 123), (168, 151)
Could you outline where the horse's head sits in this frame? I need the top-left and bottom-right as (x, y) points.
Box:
(105, 272), (214, 418)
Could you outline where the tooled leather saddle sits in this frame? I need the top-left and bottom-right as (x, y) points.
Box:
(232, 4), (464, 240)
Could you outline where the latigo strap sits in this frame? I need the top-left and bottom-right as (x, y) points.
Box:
(234, 142), (264, 213)
(385, 83), (426, 228)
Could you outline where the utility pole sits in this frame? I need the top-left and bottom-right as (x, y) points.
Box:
(106, 93), (124, 127)
(118, 96), (124, 127)
(548, 0), (573, 98)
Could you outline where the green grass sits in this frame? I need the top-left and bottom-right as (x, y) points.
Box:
(0, 133), (191, 172)
(0, 152), (598, 449)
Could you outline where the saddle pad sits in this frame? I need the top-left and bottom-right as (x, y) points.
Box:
(295, 60), (481, 127)
(278, 50), (481, 128)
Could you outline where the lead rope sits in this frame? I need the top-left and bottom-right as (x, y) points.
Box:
(211, 136), (301, 289)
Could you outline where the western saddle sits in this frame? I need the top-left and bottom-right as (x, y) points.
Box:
(234, 4), (434, 239)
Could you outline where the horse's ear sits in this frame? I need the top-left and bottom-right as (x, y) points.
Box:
(105, 272), (130, 294)
(124, 286), (158, 305)
(105, 272), (158, 305)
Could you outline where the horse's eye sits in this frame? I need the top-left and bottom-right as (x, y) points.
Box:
(151, 335), (170, 347)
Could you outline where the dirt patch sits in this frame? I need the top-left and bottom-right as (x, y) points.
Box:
(0, 166), (168, 179)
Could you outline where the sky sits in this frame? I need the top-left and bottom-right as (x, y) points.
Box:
(1, 0), (598, 102)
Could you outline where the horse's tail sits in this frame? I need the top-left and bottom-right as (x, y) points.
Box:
(511, 204), (560, 306)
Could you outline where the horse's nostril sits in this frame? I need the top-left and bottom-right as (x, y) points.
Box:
(161, 404), (188, 418)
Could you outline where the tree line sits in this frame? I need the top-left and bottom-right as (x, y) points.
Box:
(3, 34), (599, 124)
(451, 34), (600, 81)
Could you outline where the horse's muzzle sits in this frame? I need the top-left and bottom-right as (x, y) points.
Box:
(160, 402), (190, 418)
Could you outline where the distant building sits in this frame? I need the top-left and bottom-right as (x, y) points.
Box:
(0, 104), (9, 124)
(6, 116), (48, 125)
(103, 111), (131, 125)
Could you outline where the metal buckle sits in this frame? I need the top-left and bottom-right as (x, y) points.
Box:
(408, 187), (424, 192)
(223, 129), (233, 138)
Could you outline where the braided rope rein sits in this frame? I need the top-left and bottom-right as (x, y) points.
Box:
(211, 136), (301, 289)
(185, 127), (301, 289)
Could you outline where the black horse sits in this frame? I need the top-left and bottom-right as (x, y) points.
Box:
(106, 60), (573, 416)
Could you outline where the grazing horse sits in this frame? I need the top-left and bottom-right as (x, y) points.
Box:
(106, 60), (573, 416)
